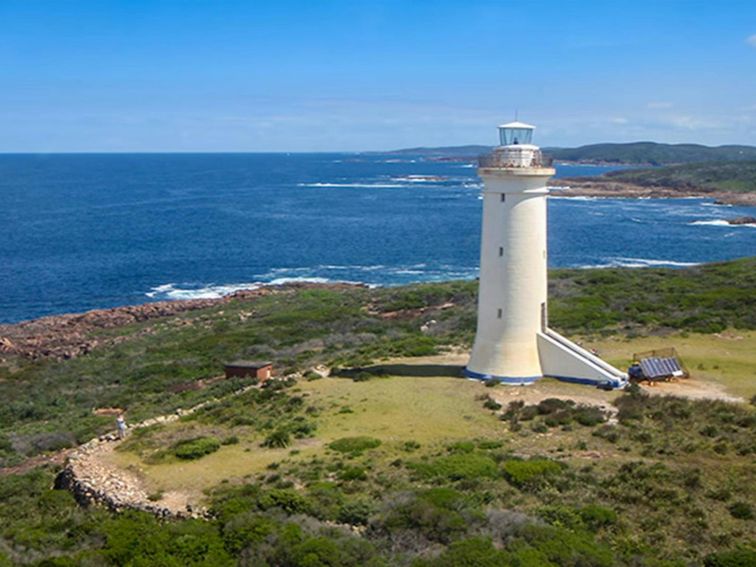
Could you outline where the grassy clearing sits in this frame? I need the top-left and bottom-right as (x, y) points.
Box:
(109, 376), (502, 495)
(584, 330), (756, 399)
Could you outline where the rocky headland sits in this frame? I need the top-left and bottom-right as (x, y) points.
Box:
(549, 178), (756, 206)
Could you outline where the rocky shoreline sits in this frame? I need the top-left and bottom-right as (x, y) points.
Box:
(549, 178), (756, 206)
(0, 282), (365, 362)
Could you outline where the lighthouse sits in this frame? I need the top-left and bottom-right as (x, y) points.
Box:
(465, 121), (626, 388)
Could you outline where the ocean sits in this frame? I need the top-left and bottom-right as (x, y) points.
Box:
(1, 153), (754, 323)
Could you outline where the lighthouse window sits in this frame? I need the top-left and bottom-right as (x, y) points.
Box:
(500, 194), (506, 202)
(497, 308), (502, 319)
(499, 247), (503, 257)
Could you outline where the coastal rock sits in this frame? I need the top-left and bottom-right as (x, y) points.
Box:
(727, 216), (756, 225)
(0, 282), (365, 362)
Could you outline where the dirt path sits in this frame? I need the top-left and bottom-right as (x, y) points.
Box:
(53, 382), (262, 518)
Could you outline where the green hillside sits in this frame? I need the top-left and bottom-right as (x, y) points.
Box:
(383, 141), (756, 165)
(545, 142), (756, 165)
(603, 160), (756, 193)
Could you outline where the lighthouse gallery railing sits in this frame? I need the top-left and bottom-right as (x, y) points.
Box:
(478, 149), (552, 169)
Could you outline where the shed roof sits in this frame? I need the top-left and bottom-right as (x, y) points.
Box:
(225, 360), (273, 369)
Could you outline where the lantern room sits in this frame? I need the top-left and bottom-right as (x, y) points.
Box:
(498, 121), (535, 146)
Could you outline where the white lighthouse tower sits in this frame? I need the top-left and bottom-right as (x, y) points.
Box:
(465, 121), (626, 388)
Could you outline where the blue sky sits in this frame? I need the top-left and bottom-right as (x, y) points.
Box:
(1, 0), (755, 151)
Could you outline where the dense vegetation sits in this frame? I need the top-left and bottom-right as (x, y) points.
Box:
(1, 259), (754, 468)
(603, 160), (756, 194)
(545, 142), (756, 166)
(0, 259), (754, 565)
(1, 383), (754, 565)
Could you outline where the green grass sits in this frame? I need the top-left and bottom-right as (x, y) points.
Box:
(107, 376), (503, 494)
(584, 331), (756, 399)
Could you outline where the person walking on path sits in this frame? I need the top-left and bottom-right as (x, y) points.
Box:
(116, 414), (127, 439)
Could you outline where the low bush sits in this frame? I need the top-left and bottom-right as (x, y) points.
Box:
(728, 501), (754, 520)
(410, 453), (498, 481)
(328, 436), (381, 455)
(537, 398), (574, 415)
(704, 546), (756, 567)
(262, 429), (291, 449)
(172, 436), (221, 460)
(482, 397), (502, 411)
(502, 458), (565, 490)
(339, 466), (368, 481)
(579, 504), (618, 530)
(338, 499), (374, 526)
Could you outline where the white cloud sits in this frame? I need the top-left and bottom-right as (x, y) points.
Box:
(747, 34), (756, 47)
(610, 117), (629, 124)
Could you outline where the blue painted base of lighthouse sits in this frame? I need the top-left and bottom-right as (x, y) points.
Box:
(549, 374), (626, 389)
(463, 368), (540, 385)
(463, 368), (626, 390)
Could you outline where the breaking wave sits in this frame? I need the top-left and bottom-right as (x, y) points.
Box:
(146, 282), (262, 300)
(577, 257), (701, 269)
(298, 182), (407, 188)
(689, 219), (755, 227)
(145, 263), (480, 301)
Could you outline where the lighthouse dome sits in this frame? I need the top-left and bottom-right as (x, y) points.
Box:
(498, 121), (535, 146)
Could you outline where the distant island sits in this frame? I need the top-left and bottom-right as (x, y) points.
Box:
(384, 140), (756, 165)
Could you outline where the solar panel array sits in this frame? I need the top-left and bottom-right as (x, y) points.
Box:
(639, 357), (684, 380)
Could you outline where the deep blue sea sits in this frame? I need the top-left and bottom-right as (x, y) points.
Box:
(1, 154), (754, 323)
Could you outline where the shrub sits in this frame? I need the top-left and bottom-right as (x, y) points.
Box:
(410, 453), (499, 481)
(537, 505), (585, 530)
(172, 436), (221, 460)
(338, 499), (374, 525)
(579, 504), (618, 530)
(704, 547), (756, 567)
(448, 441), (475, 454)
(221, 435), (239, 445)
(544, 410), (573, 427)
(573, 406), (606, 427)
(328, 436), (381, 455)
(402, 440), (421, 452)
(537, 398), (574, 415)
(257, 488), (312, 515)
(728, 501), (754, 520)
(417, 536), (509, 566)
(592, 425), (619, 443)
(477, 440), (503, 450)
(376, 488), (472, 544)
(262, 429), (291, 449)
(502, 458), (565, 490)
(339, 466), (368, 481)
(483, 397), (502, 411)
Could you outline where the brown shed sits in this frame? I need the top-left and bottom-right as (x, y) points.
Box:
(224, 360), (273, 382)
